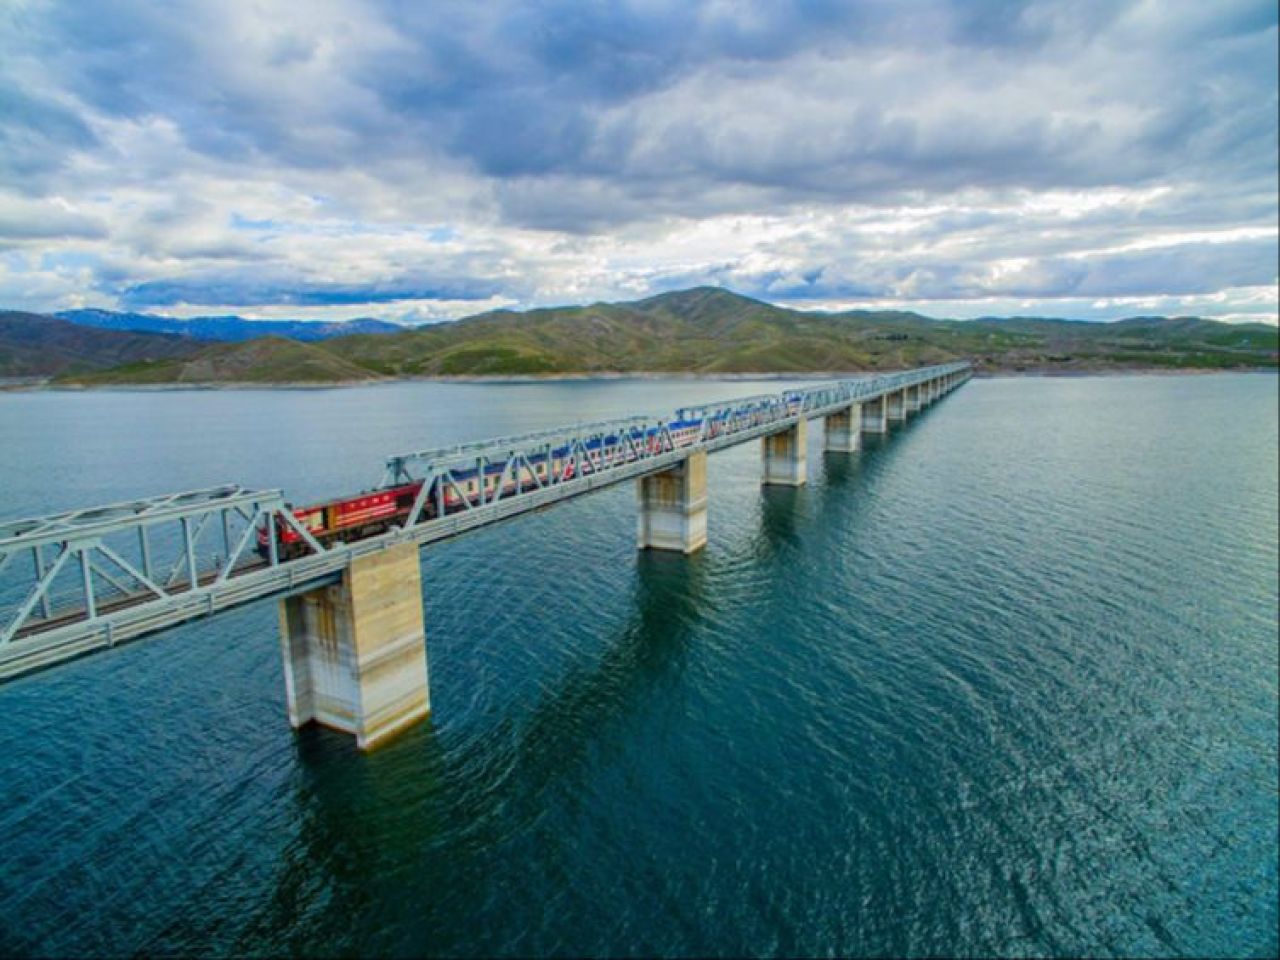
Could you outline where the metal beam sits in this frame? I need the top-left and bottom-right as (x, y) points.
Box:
(0, 362), (971, 680)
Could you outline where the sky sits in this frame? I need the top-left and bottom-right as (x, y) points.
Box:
(1, 0), (1276, 325)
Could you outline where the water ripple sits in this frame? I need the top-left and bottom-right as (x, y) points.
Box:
(0, 374), (1275, 957)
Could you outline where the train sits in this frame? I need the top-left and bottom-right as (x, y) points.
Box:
(257, 394), (805, 559)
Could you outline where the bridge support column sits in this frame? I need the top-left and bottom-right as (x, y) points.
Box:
(637, 449), (707, 553)
(763, 418), (807, 485)
(862, 396), (887, 433)
(904, 384), (921, 414)
(886, 389), (906, 422)
(279, 542), (429, 750)
(824, 403), (861, 452)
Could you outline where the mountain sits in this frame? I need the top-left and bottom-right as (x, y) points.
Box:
(55, 308), (405, 342)
(54, 336), (382, 385)
(327, 287), (962, 376)
(0, 311), (200, 378)
(7, 288), (1277, 385)
(324, 287), (1278, 376)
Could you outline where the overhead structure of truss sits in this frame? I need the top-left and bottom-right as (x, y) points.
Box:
(0, 362), (969, 680)
(383, 363), (970, 529)
(0, 485), (342, 677)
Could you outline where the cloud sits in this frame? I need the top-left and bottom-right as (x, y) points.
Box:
(0, 197), (106, 242)
(0, 0), (1275, 323)
(120, 275), (505, 309)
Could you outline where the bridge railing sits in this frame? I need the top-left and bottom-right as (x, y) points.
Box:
(0, 485), (332, 648)
(675, 363), (967, 423)
(0, 361), (969, 673)
(383, 362), (969, 530)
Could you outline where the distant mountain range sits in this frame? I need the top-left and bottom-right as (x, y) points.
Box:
(0, 311), (200, 379)
(2, 288), (1275, 385)
(321, 287), (1279, 377)
(55, 308), (405, 342)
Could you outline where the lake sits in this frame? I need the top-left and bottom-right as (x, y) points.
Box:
(0, 373), (1276, 957)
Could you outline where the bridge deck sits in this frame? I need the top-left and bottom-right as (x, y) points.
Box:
(0, 363), (969, 680)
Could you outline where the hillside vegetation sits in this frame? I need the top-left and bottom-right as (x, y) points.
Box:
(325, 288), (1278, 377)
(3, 288), (1275, 386)
(0, 311), (199, 378)
(55, 337), (381, 385)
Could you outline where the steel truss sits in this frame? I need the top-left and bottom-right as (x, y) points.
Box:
(384, 363), (971, 524)
(0, 362), (970, 680)
(0, 485), (337, 677)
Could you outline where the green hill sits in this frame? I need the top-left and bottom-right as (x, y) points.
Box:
(54, 337), (382, 385)
(329, 288), (961, 376)
(8, 288), (1277, 385)
(327, 287), (1277, 376)
(0, 311), (199, 378)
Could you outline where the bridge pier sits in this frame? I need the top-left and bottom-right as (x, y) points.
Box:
(886, 389), (906, 423)
(763, 418), (808, 485)
(637, 450), (708, 553)
(824, 402), (861, 452)
(862, 396), (888, 433)
(279, 543), (430, 750)
(904, 384), (921, 414)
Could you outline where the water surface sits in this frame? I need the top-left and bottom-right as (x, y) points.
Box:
(0, 374), (1275, 957)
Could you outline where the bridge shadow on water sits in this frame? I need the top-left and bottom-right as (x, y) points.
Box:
(227, 548), (711, 955)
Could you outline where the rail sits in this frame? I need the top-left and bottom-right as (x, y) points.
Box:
(0, 362), (969, 679)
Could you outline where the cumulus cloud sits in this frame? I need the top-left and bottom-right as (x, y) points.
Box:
(0, 0), (1275, 322)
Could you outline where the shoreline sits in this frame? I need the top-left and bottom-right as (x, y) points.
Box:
(4, 366), (1275, 393)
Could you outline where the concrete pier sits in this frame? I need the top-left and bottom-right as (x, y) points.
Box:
(824, 403), (862, 452)
(904, 384), (921, 414)
(862, 396), (888, 433)
(637, 449), (708, 553)
(762, 418), (808, 485)
(279, 542), (430, 750)
(886, 389), (906, 422)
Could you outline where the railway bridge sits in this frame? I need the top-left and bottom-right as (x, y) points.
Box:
(0, 362), (971, 748)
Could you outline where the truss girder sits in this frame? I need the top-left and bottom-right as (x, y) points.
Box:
(387, 363), (969, 499)
(0, 362), (969, 681)
(0, 486), (337, 656)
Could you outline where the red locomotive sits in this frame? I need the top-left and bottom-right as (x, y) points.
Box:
(254, 406), (764, 560)
(257, 481), (424, 559)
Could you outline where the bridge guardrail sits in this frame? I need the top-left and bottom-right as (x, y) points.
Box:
(0, 362), (970, 679)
